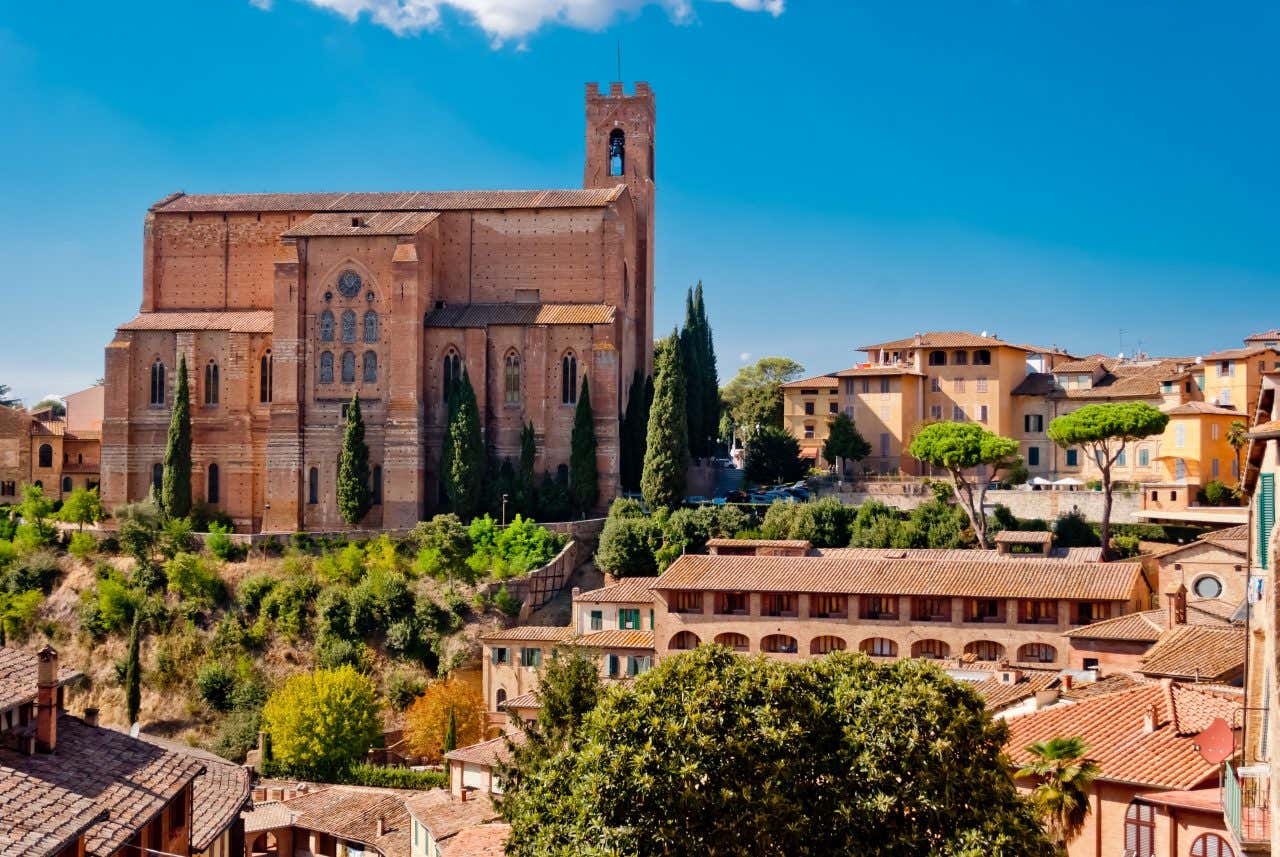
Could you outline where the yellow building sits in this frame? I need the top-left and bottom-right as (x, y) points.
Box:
(1191, 345), (1280, 416)
(780, 374), (840, 467)
(1145, 401), (1245, 511)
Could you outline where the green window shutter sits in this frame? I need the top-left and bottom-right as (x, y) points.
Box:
(1260, 473), (1275, 570)
(649, 609), (654, 630)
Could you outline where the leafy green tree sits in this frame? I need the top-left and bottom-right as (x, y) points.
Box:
(908, 422), (1020, 549)
(596, 513), (663, 578)
(499, 646), (1054, 857)
(721, 356), (804, 444)
(0, 589), (43, 644)
(410, 514), (472, 583)
(569, 376), (599, 515)
(1047, 403), (1168, 560)
(261, 665), (381, 781)
(1017, 737), (1100, 852)
(161, 355), (193, 520)
(1053, 511), (1099, 548)
(59, 487), (104, 531)
(641, 334), (689, 511)
(680, 288), (706, 459)
(441, 370), (484, 520)
(744, 425), (807, 485)
(499, 650), (602, 794)
(337, 394), (372, 526)
(31, 397), (66, 416)
(822, 412), (871, 477)
(1227, 419), (1248, 488)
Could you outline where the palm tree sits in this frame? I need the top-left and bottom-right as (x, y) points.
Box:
(1227, 419), (1248, 489)
(1018, 736), (1100, 852)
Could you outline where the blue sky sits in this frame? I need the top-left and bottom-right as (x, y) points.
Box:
(1, 1), (1277, 404)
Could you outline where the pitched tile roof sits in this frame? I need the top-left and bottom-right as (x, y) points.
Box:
(403, 789), (501, 843)
(444, 732), (524, 768)
(503, 691), (541, 709)
(442, 823), (511, 857)
(1011, 372), (1056, 396)
(423, 303), (616, 328)
(1245, 329), (1280, 343)
(1062, 673), (1143, 701)
(1138, 625), (1246, 681)
(1051, 355), (1111, 374)
(280, 785), (412, 857)
(858, 332), (1029, 351)
(574, 577), (658, 603)
(1247, 419), (1280, 439)
(481, 625), (576, 643)
(1058, 359), (1187, 401)
(117, 310), (274, 334)
(29, 418), (67, 437)
(833, 364), (926, 377)
(780, 374), (839, 388)
(1200, 345), (1280, 362)
(813, 546), (1102, 562)
(0, 714), (204, 857)
(133, 734), (252, 851)
(242, 799), (295, 834)
(0, 647), (82, 710)
(152, 187), (629, 213)
(1063, 599), (1236, 642)
(967, 669), (1060, 712)
(1005, 681), (1240, 790)
(994, 530), (1054, 545)
(1135, 786), (1223, 814)
(566, 629), (654, 650)
(708, 538), (813, 550)
(283, 210), (440, 237)
(653, 553), (1142, 600)
(1164, 401), (1243, 416)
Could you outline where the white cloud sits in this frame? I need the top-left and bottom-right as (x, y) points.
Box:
(274, 0), (782, 43)
(249, 0), (274, 9)
(738, 351), (751, 362)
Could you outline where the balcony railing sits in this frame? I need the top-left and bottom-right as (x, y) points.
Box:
(1224, 761), (1270, 845)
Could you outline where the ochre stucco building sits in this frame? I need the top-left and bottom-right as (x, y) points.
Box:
(102, 83), (655, 531)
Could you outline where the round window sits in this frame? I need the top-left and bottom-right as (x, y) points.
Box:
(337, 270), (362, 298)
(1193, 576), (1223, 599)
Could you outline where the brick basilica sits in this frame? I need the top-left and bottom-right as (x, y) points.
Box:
(102, 83), (655, 532)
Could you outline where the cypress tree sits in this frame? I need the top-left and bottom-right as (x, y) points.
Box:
(620, 370), (644, 491)
(569, 376), (599, 516)
(518, 421), (537, 515)
(695, 282), (720, 452)
(124, 613), (142, 725)
(680, 288), (705, 459)
(444, 706), (458, 755)
(641, 333), (689, 511)
(441, 370), (484, 520)
(337, 393), (372, 525)
(160, 354), (193, 520)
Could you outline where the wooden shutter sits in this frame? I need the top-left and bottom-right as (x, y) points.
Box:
(1260, 473), (1275, 569)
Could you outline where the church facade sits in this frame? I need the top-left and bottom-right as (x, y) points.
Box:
(101, 83), (655, 532)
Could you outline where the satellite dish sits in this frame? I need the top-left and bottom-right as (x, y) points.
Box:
(1196, 717), (1233, 765)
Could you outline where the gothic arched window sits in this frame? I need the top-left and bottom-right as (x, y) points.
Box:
(504, 351), (521, 404)
(362, 350), (377, 383)
(308, 467), (319, 505)
(149, 359), (166, 407)
(207, 463), (220, 504)
(319, 351), (334, 384)
(562, 352), (578, 405)
(259, 350), (273, 403)
(151, 462), (163, 492)
(319, 310), (335, 342)
(341, 310), (356, 343)
(363, 311), (379, 343)
(442, 349), (462, 403)
(38, 444), (53, 468)
(204, 360), (220, 405)
(608, 129), (625, 177)
(341, 351), (356, 383)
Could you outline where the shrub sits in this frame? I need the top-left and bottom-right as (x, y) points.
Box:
(206, 522), (237, 561)
(1054, 510), (1100, 548)
(159, 517), (196, 560)
(0, 590), (43, 643)
(0, 539), (16, 570)
(712, 504), (751, 539)
(608, 498), (647, 520)
(166, 552), (225, 609)
(208, 706), (263, 763)
(196, 661), (237, 712)
(236, 573), (277, 615)
(789, 498), (854, 548)
(1200, 480), (1237, 507)
(261, 666), (381, 781)
(494, 584), (521, 617)
(317, 542), (366, 585)
(68, 531), (96, 560)
(1111, 534), (1141, 559)
(315, 634), (374, 672)
(341, 763), (447, 790)
(596, 515), (662, 578)
(13, 523), (54, 554)
(410, 514), (472, 582)
(494, 515), (564, 575)
(760, 501), (801, 540)
(3, 549), (61, 593)
(260, 570), (320, 639)
(386, 670), (427, 711)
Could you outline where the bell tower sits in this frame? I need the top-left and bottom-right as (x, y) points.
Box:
(585, 82), (655, 375)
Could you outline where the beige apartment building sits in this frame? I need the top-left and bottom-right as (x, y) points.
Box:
(780, 374), (839, 465)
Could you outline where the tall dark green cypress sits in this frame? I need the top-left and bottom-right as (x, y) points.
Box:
(641, 333), (689, 511)
(161, 354), (192, 519)
(680, 288), (705, 459)
(694, 282), (720, 452)
(441, 370), (484, 520)
(569, 376), (599, 516)
(518, 421), (537, 515)
(620, 370), (644, 491)
(124, 613), (142, 725)
(337, 393), (372, 525)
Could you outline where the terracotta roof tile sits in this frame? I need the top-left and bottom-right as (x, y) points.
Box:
(968, 669), (1059, 712)
(1012, 373), (1056, 396)
(281, 785), (412, 857)
(1063, 600), (1236, 642)
(1062, 673), (1143, 701)
(503, 691), (540, 709)
(152, 187), (629, 213)
(858, 332), (1029, 351)
(134, 733), (252, 850)
(481, 625), (576, 642)
(0, 714), (204, 857)
(1164, 401), (1243, 416)
(574, 577), (658, 604)
(283, 210), (440, 237)
(1058, 359), (1186, 401)
(1139, 625), (1246, 681)
(29, 418), (67, 437)
(567, 630), (654, 650)
(814, 546), (1102, 562)
(1247, 419), (1280, 439)
(444, 733), (524, 767)
(780, 374), (839, 388)
(1201, 524), (1249, 545)
(0, 648), (82, 710)
(442, 823), (510, 857)
(708, 538), (813, 550)
(404, 790), (500, 842)
(1006, 682), (1240, 790)
(1245, 329), (1280, 343)
(423, 303), (616, 328)
(833, 365), (926, 377)
(117, 311), (273, 334)
(1052, 355), (1111, 374)
(1200, 345), (1280, 362)
(1135, 786), (1222, 814)
(653, 553), (1141, 600)
(242, 800), (295, 833)
(994, 530), (1054, 545)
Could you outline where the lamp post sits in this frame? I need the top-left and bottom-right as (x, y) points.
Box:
(501, 494), (509, 527)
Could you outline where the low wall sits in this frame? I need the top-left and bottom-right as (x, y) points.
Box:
(824, 487), (1145, 524)
(478, 539), (584, 622)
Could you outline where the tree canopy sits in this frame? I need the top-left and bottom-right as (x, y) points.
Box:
(59, 486), (104, 531)
(441, 370), (484, 521)
(908, 421), (1020, 549)
(743, 425), (807, 485)
(261, 666), (381, 781)
(721, 356), (804, 442)
(1047, 402), (1168, 559)
(161, 354), (193, 520)
(823, 412), (871, 476)
(498, 645), (1054, 857)
(569, 375), (599, 515)
(641, 334), (689, 511)
(403, 675), (486, 763)
(1017, 737), (1100, 851)
(337, 393), (372, 526)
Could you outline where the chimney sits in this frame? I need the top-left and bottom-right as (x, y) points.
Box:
(36, 645), (59, 753)
(1166, 584), (1188, 628)
(1062, 674), (1074, 691)
(376, 817), (386, 837)
(83, 707), (99, 727)
(1142, 704), (1158, 733)
(571, 586), (581, 599)
(460, 787), (470, 802)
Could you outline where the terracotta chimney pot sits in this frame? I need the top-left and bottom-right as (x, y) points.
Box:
(36, 645), (58, 753)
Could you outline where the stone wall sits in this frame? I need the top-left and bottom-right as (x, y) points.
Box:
(831, 485), (1145, 524)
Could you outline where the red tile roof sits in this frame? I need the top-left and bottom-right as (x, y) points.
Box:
(481, 625), (577, 643)
(279, 785), (412, 857)
(1199, 345), (1280, 362)
(1058, 359), (1187, 401)
(707, 538), (813, 550)
(134, 733), (252, 851)
(1063, 599), (1236, 643)
(1164, 401), (1243, 416)
(117, 310), (274, 334)
(0, 714), (205, 857)
(152, 187), (628, 213)
(442, 823), (511, 856)
(780, 374), (839, 388)
(283, 210), (440, 237)
(423, 303), (616, 328)
(574, 577), (658, 604)
(1138, 625), (1246, 681)
(1245, 329), (1280, 343)
(1051, 355), (1111, 374)
(654, 553), (1142, 601)
(858, 332), (1028, 351)
(0, 647), (82, 710)
(968, 669), (1060, 712)
(566, 630), (654, 650)
(503, 691), (540, 709)
(444, 732), (524, 767)
(403, 789), (501, 843)
(833, 365), (925, 377)
(814, 546), (1103, 562)
(994, 530), (1054, 545)
(1135, 786), (1223, 814)
(1006, 681), (1240, 790)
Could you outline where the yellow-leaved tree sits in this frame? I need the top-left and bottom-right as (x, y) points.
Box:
(404, 675), (486, 763)
(261, 665), (380, 781)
